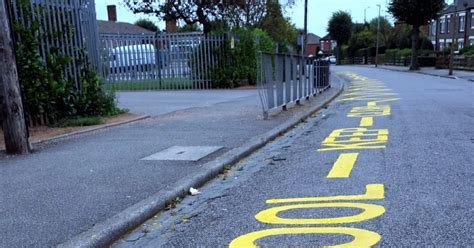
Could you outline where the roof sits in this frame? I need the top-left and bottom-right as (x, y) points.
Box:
(441, 1), (474, 15)
(306, 33), (321, 44)
(98, 20), (155, 35)
(320, 34), (332, 40)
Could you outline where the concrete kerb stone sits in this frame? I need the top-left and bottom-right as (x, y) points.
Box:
(58, 84), (344, 248)
(374, 65), (459, 80)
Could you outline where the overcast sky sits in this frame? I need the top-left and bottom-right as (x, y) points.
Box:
(95, 0), (454, 37)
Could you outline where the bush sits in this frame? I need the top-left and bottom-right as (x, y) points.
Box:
(199, 28), (276, 88)
(420, 38), (434, 50)
(460, 46), (474, 55)
(13, 0), (124, 124)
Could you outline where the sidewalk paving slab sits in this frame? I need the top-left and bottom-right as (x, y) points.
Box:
(0, 76), (343, 248)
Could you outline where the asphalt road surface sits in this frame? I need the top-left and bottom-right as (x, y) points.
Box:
(114, 66), (474, 247)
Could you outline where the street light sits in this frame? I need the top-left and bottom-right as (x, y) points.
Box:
(375, 4), (381, 67)
(364, 6), (370, 23)
(303, 0), (308, 57)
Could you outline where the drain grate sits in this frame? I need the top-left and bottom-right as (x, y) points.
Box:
(141, 146), (224, 162)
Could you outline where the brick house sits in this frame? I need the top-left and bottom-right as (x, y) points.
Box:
(305, 33), (321, 56)
(320, 34), (337, 55)
(429, 0), (474, 51)
(98, 5), (156, 37)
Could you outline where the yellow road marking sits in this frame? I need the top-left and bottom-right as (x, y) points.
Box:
(347, 105), (391, 117)
(327, 153), (359, 178)
(229, 227), (381, 248)
(318, 128), (388, 151)
(255, 202), (385, 225)
(266, 184), (384, 204)
(368, 101), (377, 106)
(360, 117), (374, 127)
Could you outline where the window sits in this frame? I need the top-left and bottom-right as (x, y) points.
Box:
(431, 21), (437, 36)
(459, 16), (465, 32)
(470, 39), (474, 46)
(439, 40), (445, 50)
(472, 13), (474, 29)
(447, 16), (451, 33)
(440, 18), (446, 33)
(458, 39), (464, 50)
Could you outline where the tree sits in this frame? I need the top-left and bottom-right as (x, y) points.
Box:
(124, 0), (245, 33)
(135, 18), (159, 32)
(328, 11), (353, 64)
(178, 23), (202, 32)
(388, 0), (445, 70)
(0, 0), (29, 154)
(369, 17), (393, 47)
(260, 0), (298, 52)
(220, 0), (295, 29)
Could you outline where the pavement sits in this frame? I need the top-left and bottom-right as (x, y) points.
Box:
(0, 78), (342, 247)
(374, 65), (474, 81)
(111, 65), (474, 247)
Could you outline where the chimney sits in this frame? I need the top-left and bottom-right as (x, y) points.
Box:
(107, 5), (117, 22)
(165, 15), (177, 33)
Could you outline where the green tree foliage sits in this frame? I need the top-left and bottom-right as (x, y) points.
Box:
(124, 0), (245, 33)
(328, 11), (353, 63)
(347, 27), (375, 58)
(178, 23), (202, 32)
(386, 25), (412, 49)
(368, 17), (393, 47)
(220, 0), (295, 29)
(134, 19), (159, 32)
(259, 0), (298, 52)
(197, 28), (275, 88)
(13, 0), (123, 123)
(388, 0), (445, 70)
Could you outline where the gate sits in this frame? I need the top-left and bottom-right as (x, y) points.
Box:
(100, 32), (226, 90)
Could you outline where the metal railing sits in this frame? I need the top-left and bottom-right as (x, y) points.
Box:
(258, 52), (330, 119)
(99, 32), (227, 90)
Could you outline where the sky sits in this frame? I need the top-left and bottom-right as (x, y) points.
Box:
(95, 0), (454, 37)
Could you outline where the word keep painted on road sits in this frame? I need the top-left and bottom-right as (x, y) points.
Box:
(229, 71), (399, 247)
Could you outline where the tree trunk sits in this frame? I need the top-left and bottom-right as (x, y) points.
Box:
(336, 45), (341, 65)
(0, 0), (29, 154)
(410, 25), (420, 71)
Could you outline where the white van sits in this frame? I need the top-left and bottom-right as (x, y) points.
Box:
(109, 44), (156, 71)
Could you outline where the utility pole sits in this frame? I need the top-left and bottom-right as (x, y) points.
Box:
(375, 4), (381, 67)
(364, 6), (370, 23)
(0, 0), (29, 154)
(303, 0), (308, 57)
(449, 6), (457, 76)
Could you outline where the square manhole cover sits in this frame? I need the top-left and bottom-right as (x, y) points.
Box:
(141, 146), (224, 162)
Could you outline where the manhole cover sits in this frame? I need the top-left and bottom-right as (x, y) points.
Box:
(141, 146), (224, 161)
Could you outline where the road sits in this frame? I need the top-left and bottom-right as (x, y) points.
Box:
(114, 66), (474, 247)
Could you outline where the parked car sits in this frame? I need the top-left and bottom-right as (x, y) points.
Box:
(328, 55), (336, 64)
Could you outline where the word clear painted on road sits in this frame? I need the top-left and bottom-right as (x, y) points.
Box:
(230, 71), (399, 247)
(318, 71), (399, 177)
(229, 184), (385, 248)
(318, 128), (389, 151)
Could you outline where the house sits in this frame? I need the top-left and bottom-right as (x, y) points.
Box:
(305, 33), (321, 56)
(320, 34), (337, 55)
(97, 5), (155, 36)
(429, 0), (474, 51)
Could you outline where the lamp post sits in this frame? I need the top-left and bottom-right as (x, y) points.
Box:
(364, 6), (370, 23)
(375, 4), (381, 67)
(303, 0), (308, 57)
(449, 5), (457, 76)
